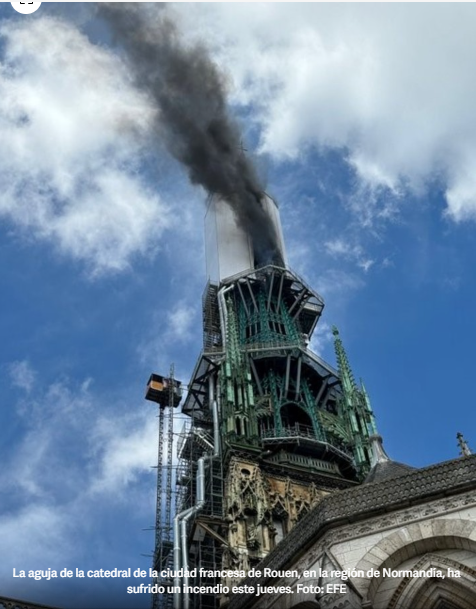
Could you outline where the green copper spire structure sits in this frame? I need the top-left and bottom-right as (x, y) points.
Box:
(158, 194), (386, 609)
(332, 325), (357, 394)
(332, 326), (378, 476)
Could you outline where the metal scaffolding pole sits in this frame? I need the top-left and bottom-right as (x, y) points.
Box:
(164, 364), (176, 547)
(146, 367), (182, 609)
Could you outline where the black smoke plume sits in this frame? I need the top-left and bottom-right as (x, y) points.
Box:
(97, 3), (284, 267)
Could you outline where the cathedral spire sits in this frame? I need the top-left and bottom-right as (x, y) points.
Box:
(332, 326), (357, 395)
(332, 326), (379, 476)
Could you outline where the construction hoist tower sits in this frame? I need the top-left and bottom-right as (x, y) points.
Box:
(145, 366), (182, 609)
(152, 194), (379, 609)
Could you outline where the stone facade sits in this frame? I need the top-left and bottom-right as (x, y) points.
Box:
(228, 454), (476, 609)
(223, 457), (329, 579)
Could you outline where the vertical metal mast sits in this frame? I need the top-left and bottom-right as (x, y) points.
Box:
(145, 368), (182, 609)
(154, 405), (165, 597)
(164, 364), (175, 549)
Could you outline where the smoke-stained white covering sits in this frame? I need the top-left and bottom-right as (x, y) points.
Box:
(205, 195), (286, 284)
(205, 195), (253, 284)
(262, 194), (287, 267)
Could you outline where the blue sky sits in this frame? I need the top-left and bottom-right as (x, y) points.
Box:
(1, 3), (476, 607)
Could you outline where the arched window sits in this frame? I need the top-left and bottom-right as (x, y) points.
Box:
(281, 403), (313, 431)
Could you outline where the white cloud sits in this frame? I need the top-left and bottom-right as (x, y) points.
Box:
(0, 16), (169, 275)
(0, 368), (162, 606)
(8, 360), (37, 393)
(137, 297), (201, 382)
(445, 163), (476, 222)
(4, 5), (474, 278)
(0, 362), (157, 576)
(89, 411), (157, 494)
(314, 268), (364, 301)
(325, 238), (374, 273)
(309, 321), (333, 357)
(325, 238), (361, 258)
(173, 3), (476, 223)
(358, 258), (374, 273)
(165, 300), (197, 343)
(0, 504), (68, 569)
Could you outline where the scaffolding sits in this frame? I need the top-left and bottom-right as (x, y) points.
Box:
(145, 366), (182, 609)
(146, 363), (225, 609)
(175, 392), (225, 609)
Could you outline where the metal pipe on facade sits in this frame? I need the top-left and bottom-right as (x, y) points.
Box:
(218, 285), (233, 350)
(181, 459), (205, 604)
(211, 382), (220, 457)
(181, 375), (220, 609)
(181, 452), (206, 582)
(174, 374), (219, 609)
(173, 505), (194, 609)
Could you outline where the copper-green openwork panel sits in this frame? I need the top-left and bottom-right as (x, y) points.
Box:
(238, 289), (301, 347)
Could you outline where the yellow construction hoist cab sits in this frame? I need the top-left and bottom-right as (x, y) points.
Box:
(145, 373), (182, 408)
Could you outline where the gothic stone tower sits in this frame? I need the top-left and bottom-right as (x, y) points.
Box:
(174, 194), (378, 609)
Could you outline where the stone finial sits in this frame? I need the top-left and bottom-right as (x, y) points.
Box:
(457, 432), (472, 457)
(369, 434), (390, 467)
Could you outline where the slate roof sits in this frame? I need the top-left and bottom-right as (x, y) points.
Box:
(229, 454), (476, 609)
(364, 459), (415, 483)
